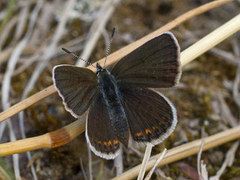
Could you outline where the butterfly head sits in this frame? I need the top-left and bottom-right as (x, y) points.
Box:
(96, 63), (109, 77)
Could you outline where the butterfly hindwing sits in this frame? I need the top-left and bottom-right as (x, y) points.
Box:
(120, 87), (177, 145)
(53, 65), (98, 118)
(111, 32), (181, 88)
(86, 94), (120, 159)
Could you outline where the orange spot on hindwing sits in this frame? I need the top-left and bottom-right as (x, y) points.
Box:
(108, 140), (112, 146)
(113, 140), (119, 144)
(145, 129), (151, 134)
(135, 132), (143, 137)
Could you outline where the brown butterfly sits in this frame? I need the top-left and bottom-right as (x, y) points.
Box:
(52, 31), (181, 159)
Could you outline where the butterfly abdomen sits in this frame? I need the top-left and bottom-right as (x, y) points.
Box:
(97, 68), (129, 146)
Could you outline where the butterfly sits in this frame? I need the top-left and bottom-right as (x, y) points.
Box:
(52, 31), (181, 159)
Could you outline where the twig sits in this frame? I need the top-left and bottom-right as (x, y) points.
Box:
(181, 12), (240, 66)
(87, 144), (93, 180)
(232, 38), (240, 107)
(0, 46), (36, 65)
(210, 48), (239, 65)
(12, 53), (42, 77)
(129, 146), (144, 158)
(0, 16), (18, 49)
(209, 141), (239, 180)
(13, 1), (30, 42)
(200, 161), (208, 180)
(80, 158), (88, 180)
(217, 93), (237, 127)
(137, 144), (153, 180)
(233, 66), (240, 106)
(76, 0), (120, 66)
(7, 121), (19, 180)
(0, 48), (13, 65)
(197, 140), (207, 180)
(0, 85), (55, 123)
(144, 148), (167, 180)
(155, 169), (170, 180)
(0, 163), (13, 180)
(0, 0), (16, 36)
(0, 117), (86, 155)
(114, 147), (123, 176)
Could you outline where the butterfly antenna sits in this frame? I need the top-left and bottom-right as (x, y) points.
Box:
(62, 48), (97, 69)
(104, 27), (115, 68)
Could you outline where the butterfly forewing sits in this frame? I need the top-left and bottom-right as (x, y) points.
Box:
(120, 87), (177, 145)
(111, 32), (181, 88)
(53, 65), (98, 118)
(86, 95), (120, 159)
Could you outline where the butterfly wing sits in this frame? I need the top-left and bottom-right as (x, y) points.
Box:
(53, 65), (98, 118)
(120, 87), (177, 145)
(86, 94), (120, 159)
(111, 32), (181, 88)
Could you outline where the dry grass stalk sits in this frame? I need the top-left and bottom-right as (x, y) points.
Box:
(210, 48), (239, 65)
(232, 38), (240, 107)
(113, 125), (240, 180)
(76, 0), (121, 66)
(209, 141), (239, 180)
(0, 117), (85, 155)
(87, 144), (93, 180)
(80, 158), (88, 180)
(144, 148), (167, 180)
(137, 144), (153, 180)
(114, 147), (123, 176)
(197, 141), (208, 179)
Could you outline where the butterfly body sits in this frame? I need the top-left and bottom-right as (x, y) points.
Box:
(53, 32), (181, 159)
(96, 64), (129, 146)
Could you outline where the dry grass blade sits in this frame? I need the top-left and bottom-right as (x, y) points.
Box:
(76, 0), (120, 66)
(114, 147), (123, 176)
(0, 48), (13, 65)
(13, 1), (30, 42)
(0, 0), (16, 35)
(144, 148), (167, 180)
(0, 16), (18, 49)
(137, 144), (153, 180)
(0, 0), (234, 123)
(80, 158), (88, 180)
(210, 141), (239, 180)
(112, 125), (240, 180)
(210, 48), (239, 65)
(0, 118), (85, 156)
(0, 85), (56, 123)
(181, 12), (240, 66)
(197, 141), (208, 180)
(87, 144), (93, 180)
(232, 39), (240, 107)
(0, 165), (13, 180)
